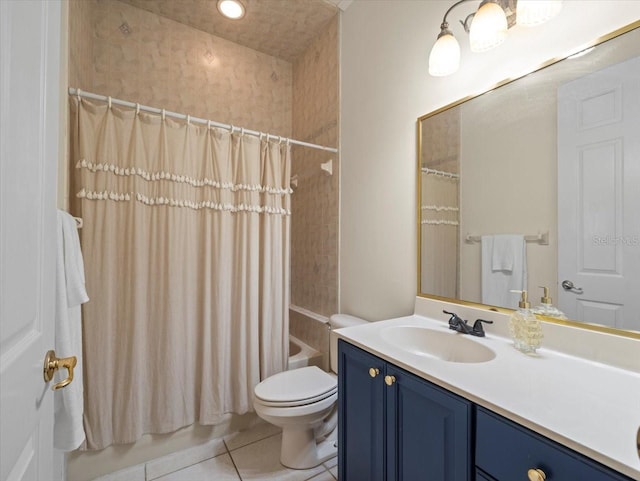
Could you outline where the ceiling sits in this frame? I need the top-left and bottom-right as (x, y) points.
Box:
(119, 0), (341, 62)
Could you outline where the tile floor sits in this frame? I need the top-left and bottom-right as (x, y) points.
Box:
(95, 422), (338, 481)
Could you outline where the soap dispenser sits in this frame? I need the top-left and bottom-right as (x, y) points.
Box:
(509, 290), (543, 354)
(532, 286), (567, 320)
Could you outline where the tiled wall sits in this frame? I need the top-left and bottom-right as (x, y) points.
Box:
(291, 16), (339, 317)
(68, 0), (292, 136)
(69, 0), (94, 90)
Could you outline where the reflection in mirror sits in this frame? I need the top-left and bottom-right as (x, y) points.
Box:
(418, 23), (640, 336)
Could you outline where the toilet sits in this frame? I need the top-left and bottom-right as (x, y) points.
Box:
(253, 313), (367, 469)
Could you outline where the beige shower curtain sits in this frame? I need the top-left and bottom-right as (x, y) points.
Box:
(69, 98), (290, 450)
(421, 172), (459, 298)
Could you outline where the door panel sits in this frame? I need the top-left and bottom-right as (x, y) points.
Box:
(557, 55), (640, 330)
(0, 1), (61, 480)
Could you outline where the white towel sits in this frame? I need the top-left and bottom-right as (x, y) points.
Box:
(54, 211), (89, 451)
(491, 234), (519, 272)
(481, 235), (527, 309)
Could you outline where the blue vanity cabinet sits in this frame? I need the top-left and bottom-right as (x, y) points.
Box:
(338, 340), (472, 481)
(338, 339), (386, 481)
(475, 408), (634, 481)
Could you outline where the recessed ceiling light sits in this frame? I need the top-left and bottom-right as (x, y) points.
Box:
(217, 0), (245, 20)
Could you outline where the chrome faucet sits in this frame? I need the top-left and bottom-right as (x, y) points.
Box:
(443, 310), (493, 337)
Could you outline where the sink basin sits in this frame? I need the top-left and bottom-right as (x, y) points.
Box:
(381, 326), (496, 363)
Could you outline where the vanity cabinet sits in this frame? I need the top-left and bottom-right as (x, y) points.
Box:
(338, 340), (634, 481)
(337, 340), (472, 481)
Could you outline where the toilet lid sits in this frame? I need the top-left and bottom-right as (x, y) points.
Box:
(254, 366), (337, 405)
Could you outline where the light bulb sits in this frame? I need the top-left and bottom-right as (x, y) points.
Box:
(517, 0), (562, 27)
(429, 31), (461, 77)
(469, 1), (508, 52)
(217, 0), (245, 20)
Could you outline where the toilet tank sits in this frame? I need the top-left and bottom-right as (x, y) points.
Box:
(329, 314), (367, 373)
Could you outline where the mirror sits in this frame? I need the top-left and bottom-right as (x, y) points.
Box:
(418, 22), (640, 337)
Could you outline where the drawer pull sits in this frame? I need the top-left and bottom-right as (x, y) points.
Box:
(384, 375), (396, 386)
(368, 367), (380, 378)
(527, 468), (546, 481)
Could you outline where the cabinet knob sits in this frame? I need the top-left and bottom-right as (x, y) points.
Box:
(384, 375), (396, 386)
(368, 367), (380, 378)
(527, 468), (546, 481)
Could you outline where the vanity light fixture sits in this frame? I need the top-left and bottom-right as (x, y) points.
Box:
(217, 0), (245, 20)
(469, 1), (508, 52)
(428, 0), (562, 77)
(516, 0), (562, 27)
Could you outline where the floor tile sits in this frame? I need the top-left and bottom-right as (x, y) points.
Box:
(306, 471), (335, 481)
(224, 421), (281, 451)
(146, 438), (227, 479)
(230, 434), (325, 481)
(92, 464), (145, 481)
(329, 465), (337, 480)
(322, 455), (337, 470)
(154, 453), (240, 481)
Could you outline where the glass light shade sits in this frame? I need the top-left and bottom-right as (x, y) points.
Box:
(469, 1), (508, 52)
(217, 0), (245, 19)
(428, 33), (461, 77)
(516, 0), (562, 27)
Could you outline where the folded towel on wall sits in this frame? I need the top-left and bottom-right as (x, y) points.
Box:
(54, 210), (90, 451)
(481, 235), (527, 309)
(491, 234), (520, 272)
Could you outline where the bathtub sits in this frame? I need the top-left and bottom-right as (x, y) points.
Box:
(288, 335), (324, 370)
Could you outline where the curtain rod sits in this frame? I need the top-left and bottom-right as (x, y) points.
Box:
(68, 88), (338, 154)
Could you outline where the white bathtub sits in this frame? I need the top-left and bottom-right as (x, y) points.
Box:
(288, 335), (324, 370)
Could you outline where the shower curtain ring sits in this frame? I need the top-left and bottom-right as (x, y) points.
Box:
(107, 96), (112, 109)
(135, 103), (140, 115)
(208, 120), (212, 129)
(240, 127), (245, 137)
(230, 124), (235, 134)
(162, 109), (166, 121)
(76, 88), (82, 101)
(187, 115), (191, 125)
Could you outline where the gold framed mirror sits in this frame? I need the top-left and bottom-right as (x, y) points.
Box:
(417, 20), (640, 340)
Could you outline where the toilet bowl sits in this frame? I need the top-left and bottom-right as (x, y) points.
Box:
(253, 313), (367, 469)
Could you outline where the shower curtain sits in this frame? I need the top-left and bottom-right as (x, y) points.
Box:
(69, 98), (290, 450)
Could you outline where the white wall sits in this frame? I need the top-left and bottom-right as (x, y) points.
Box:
(339, 0), (640, 321)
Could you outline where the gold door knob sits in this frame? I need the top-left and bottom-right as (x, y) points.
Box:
(43, 350), (77, 391)
(528, 468), (546, 481)
(384, 375), (396, 386)
(369, 367), (380, 378)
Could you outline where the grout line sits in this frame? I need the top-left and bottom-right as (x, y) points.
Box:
(225, 444), (243, 481)
(145, 448), (227, 480)
(225, 430), (282, 452)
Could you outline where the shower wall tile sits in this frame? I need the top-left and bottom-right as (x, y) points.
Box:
(291, 16), (339, 318)
(69, 0), (94, 89)
(69, 0), (292, 137)
(289, 308), (330, 358)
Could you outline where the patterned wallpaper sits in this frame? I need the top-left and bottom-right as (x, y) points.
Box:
(69, 0), (292, 136)
(119, 0), (338, 62)
(291, 16), (339, 317)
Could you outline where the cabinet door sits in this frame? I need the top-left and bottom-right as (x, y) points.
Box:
(338, 340), (386, 481)
(475, 469), (496, 481)
(386, 365), (472, 481)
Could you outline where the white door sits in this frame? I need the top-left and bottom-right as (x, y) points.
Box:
(0, 1), (62, 480)
(557, 55), (640, 331)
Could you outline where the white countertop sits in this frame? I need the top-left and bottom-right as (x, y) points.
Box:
(335, 313), (640, 479)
